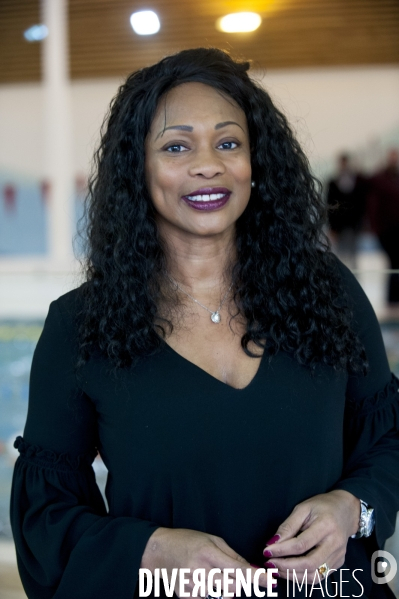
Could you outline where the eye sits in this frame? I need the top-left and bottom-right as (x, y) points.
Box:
(165, 144), (188, 153)
(218, 141), (239, 150)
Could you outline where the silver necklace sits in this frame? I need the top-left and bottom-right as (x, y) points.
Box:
(167, 276), (233, 324)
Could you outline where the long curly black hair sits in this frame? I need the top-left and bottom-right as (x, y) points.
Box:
(78, 47), (366, 374)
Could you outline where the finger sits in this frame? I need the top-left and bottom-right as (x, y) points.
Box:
(263, 527), (322, 559)
(211, 536), (247, 562)
(248, 565), (269, 589)
(265, 545), (343, 580)
(209, 540), (269, 589)
(210, 545), (255, 575)
(264, 503), (312, 551)
(216, 564), (269, 591)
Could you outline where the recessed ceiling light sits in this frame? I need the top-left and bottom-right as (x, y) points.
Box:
(216, 12), (262, 33)
(130, 10), (160, 35)
(23, 24), (49, 42)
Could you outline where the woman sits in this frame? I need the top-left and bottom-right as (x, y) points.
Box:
(11, 48), (399, 599)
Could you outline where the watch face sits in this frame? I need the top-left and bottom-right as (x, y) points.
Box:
(350, 502), (375, 539)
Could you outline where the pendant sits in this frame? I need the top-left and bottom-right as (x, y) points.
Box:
(211, 312), (221, 323)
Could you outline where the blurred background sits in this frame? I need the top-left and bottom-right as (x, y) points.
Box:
(0, 0), (399, 597)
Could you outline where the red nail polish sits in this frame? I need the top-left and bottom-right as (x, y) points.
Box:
(266, 534), (280, 546)
(264, 561), (277, 569)
(263, 549), (273, 557)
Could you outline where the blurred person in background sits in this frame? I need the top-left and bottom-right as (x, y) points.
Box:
(368, 149), (399, 306)
(326, 153), (368, 269)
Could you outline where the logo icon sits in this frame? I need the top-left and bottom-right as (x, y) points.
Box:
(371, 550), (397, 585)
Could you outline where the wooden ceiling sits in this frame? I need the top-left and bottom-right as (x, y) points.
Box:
(1, 0), (399, 83)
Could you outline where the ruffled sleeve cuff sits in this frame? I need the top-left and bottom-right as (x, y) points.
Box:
(14, 435), (98, 471)
(332, 374), (399, 547)
(11, 437), (160, 599)
(345, 373), (399, 416)
(343, 373), (399, 461)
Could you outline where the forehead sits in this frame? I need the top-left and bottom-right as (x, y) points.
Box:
(150, 82), (247, 132)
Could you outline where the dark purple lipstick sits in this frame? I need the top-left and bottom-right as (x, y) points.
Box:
(181, 187), (231, 211)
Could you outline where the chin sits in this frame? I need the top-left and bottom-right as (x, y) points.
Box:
(188, 219), (234, 237)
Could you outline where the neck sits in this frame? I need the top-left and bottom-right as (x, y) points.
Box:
(158, 222), (236, 297)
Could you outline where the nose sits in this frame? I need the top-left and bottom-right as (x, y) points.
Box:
(188, 146), (225, 179)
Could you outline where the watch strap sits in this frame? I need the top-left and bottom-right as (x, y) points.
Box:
(351, 499), (375, 539)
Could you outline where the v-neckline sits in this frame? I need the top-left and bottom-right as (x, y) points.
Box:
(161, 338), (265, 392)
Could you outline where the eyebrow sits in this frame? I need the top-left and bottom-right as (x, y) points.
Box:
(155, 121), (244, 140)
(215, 121), (244, 131)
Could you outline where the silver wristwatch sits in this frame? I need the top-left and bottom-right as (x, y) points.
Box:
(351, 499), (375, 538)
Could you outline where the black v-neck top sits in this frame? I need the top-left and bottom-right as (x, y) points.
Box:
(10, 261), (399, 599)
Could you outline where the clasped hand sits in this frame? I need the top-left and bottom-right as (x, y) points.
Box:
(262, 490), (360, 582)
(141, 490), (360, 596)
(141, 528), (269, 598)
